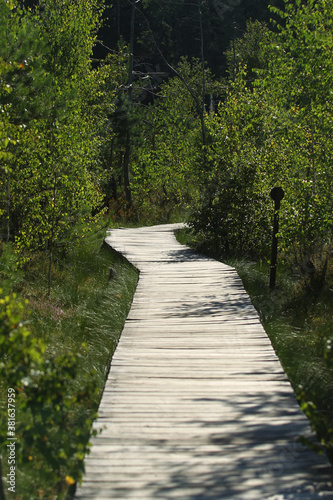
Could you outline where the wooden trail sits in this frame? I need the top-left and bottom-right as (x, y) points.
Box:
(75, 224), (333, 499)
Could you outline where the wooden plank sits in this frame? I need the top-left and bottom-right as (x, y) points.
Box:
(75, 223), (333, 500)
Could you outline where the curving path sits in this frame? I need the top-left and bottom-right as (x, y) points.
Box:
(75, 224), (333, 499)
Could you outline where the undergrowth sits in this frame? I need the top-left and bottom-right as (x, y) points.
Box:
(176, 227), (333, 464)
(0, 224), (139, 499)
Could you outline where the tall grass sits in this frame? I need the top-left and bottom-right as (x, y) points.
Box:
(0, 226), (139, 499)
(26, 236), (138, 385)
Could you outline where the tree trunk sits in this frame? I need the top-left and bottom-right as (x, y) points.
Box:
(123, 130), (132, 208)
(122, 0), (135, 210)
(198, 0), (207, 167)
(47, 246), (53, 297)
(6, 177), (11, 243)
(198, 1), (206, 115)
(128, 0), (135, 100)
(47, 176), (57, 296)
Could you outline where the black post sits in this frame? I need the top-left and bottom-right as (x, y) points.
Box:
(269, 187), (284, 289)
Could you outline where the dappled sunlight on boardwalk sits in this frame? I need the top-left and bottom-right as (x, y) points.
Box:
(75, 224), (333, 499)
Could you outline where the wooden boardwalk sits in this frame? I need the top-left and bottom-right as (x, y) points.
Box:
(75, 224), (333, 499)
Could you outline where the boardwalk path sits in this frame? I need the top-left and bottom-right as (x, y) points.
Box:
(76, 224), (333, 499)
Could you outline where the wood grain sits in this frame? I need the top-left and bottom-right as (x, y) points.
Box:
(75, 224), (333, 499)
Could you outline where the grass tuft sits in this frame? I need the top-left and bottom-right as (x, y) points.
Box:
(0, 225), (139, 498)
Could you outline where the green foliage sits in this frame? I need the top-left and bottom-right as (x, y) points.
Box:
(38, 0), (104, 83)
(131, 68), (199, 221)
(0, 289), (99, 497)
(2, 0), (333, 491)
(130, 57), (222, 222)
(11, 117), (103, 260)
(189, 0), (333, 279)
(298, 390), (333, 461)
(0, 1), (52, 125)
(189, 75), (271, 259)
(0, 0), (117, 292)
(225, 20), (270, 83)
(259, 0), (333, 269)
(0, 230), (139, 498)
(0, 291), (44, 387)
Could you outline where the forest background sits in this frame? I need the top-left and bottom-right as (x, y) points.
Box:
(1, 0), (333, 498)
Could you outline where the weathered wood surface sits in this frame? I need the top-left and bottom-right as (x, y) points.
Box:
(75, 224), (333, 499)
